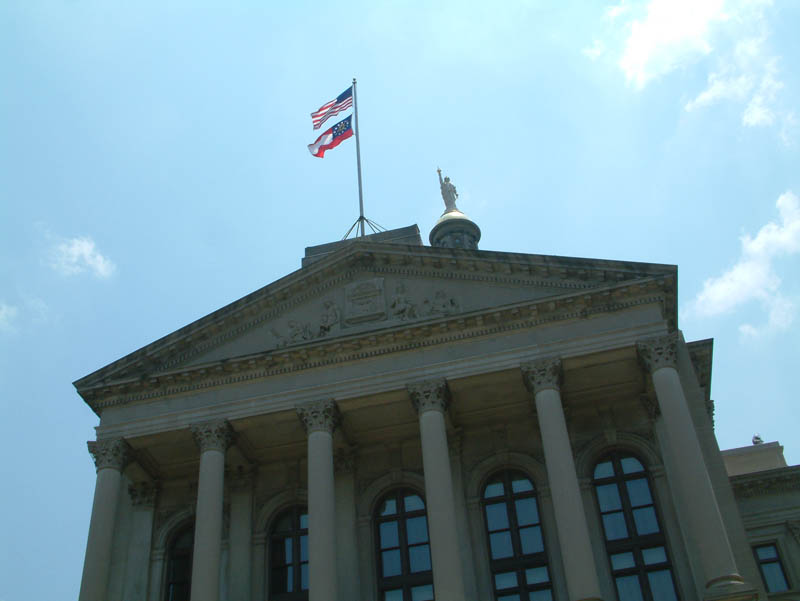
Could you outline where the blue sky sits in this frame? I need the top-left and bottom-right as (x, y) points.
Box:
(1, 1), (798, 598)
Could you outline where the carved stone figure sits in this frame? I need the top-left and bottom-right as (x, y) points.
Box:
(288, 319), (312, 343)
(389, 284), (417, 321)
(437, 168), (459, 213)
(424, 290), (460, 316)
(318, 300), (341, 336)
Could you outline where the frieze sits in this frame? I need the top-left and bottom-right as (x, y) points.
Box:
(521, 357), (562, 394)
(190, 420), (234, 453)
(85, 281), (671, 410)
(88, 438), (130, 472)
(637, 333), (679, 373)
(407, 378), (450, 414)
(297, 399), (341, 434)
(730, 467), (800, 498)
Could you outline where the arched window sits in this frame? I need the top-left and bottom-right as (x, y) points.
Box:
(481, 470), (553, 601)
(593, 453), (678, 601)
(165, 525), (193, 601)
(270, 506), (309, 600)
(374, 489), (433, 601)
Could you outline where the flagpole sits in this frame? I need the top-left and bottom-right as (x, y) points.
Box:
(353, 77), (365, 237)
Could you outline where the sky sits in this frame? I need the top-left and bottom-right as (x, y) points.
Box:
(1, 1), (798, 598)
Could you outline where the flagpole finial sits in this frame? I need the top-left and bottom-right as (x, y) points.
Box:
(353, 77), (357, 84)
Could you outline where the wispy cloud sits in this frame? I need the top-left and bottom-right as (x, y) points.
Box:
(583, 39), (606, 60)
(687, 190), (800, 336)
(50, 236), (116, 278)
(0, 303), (19, 333)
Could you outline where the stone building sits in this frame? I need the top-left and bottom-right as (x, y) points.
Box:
(75, 192), (799, 601)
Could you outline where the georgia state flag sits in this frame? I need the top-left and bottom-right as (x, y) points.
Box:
(308, 115), (353, 158)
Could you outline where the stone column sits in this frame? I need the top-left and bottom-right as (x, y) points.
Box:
(228, 470), (254, 601)
(522, 358), (603, 601)
(79, 438), (130, 601)
(190, 420), (234, 601)
(122, 482), (158, 601)
(334, 451), (362, 601)
(407, 379), (467, 601)
(298, 399), (340, 601)
(638, 334), (756, 601)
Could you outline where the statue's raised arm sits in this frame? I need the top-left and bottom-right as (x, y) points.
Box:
(437, 168), (459, 213)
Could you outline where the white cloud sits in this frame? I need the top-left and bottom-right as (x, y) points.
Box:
(741, 58), (783, 126)
(619, 0), (729, 89)
(689, 190), (800, 336)
(51, 236), (116, 278)
(606, 1), (631, 20)
(583, 39), (606, 60)
(0, 303), (19, 333)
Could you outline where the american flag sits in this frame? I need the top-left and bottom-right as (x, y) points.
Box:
(311, 86), (353, 130)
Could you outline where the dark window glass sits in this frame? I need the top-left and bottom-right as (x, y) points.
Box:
(481, 471), (552, 601)
(270, 506), (309, 600)
(165, 525), (193, 601)
(753, 544), (789, 593)
(375, 489), (433, 601)
(593, 453), (679, 601)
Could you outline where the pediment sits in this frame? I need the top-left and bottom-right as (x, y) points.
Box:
(74, 241), (676, 397)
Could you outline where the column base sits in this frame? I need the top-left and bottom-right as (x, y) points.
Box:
(703, 575), (759, 601)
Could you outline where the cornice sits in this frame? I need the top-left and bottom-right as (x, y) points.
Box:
(82, 276), (673, 412)
(74, 244), (677, 395)
(730, 466), (800, 498)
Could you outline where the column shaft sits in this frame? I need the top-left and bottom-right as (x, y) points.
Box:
(409, 379), (466, 601)
(536, 388), (604, 601)
(308, 430), (338, 601)
(79, 439), (129, 601)
(191, 448), (226, 601)
(229, 480), (253, 601)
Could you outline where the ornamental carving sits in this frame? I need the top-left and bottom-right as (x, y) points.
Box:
(407, 378), (450, 414)
(297, 399), (341, 434)
(344, 278), (386, 325)
(190, 420), (234, 453)
(334, 449), (356, 473)
(87, 438), (130, 472)
(129, 482), (159, 507)
(521, 357), (562, 394)
(637, 333), (679, 373)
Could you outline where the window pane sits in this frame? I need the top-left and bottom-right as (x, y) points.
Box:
(642, 546), (667, 565)
(755, 545), (778, 560)
(515, 498), (540, 526)
(485, 481), (505, 498)
(286, 566), (294, 592)
(498, 595), (521, 601)
(525, 566), (549, 585)
(611, 552), (636, 571)
(633, 507), (659, 535)
(626, 478), (653, 507)
(602, 511), (628, 540)
(384, 589), (403, 601)
(530, 590), (553, 601)
(647, 570), (677, 601)
(299, 512), (308, 529)
(300, 535), (308, 562)
(490, 531), (514, 559)
(495, 571), (518, 590)
(284, 538), (293, 563)
(409, 544), (431, 573)
(300, 563), (308, 590)
(621, 457), (644, 474)
(380, 498), (397, 516)
(594, 461), (614, 479)
(615, 575), (644, 601)
(511, 477), (534, 493)
(404, 494), (425, 512)
(406, 516), (429, 544)
(382, 549), (401, 577)
(761, 562), (789, 592)
(485, 503), (510, 531)
(380, 521), (399, 549)
(411, 584), (434, 601)
(520, 526), (544, 554)
(596, 483), (622, 511)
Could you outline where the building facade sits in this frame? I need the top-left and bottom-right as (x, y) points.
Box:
(75, 212), (799, 601)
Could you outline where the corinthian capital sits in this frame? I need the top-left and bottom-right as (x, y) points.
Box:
(407, 378), (450, 414)
(190, 420), (234, 453)
(129, 482), (159, 507)
(521, 357), (562, 395)
(638, 332), (679, 373)
(88, 438), (130, 472)
(297, 399), (341, 434)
